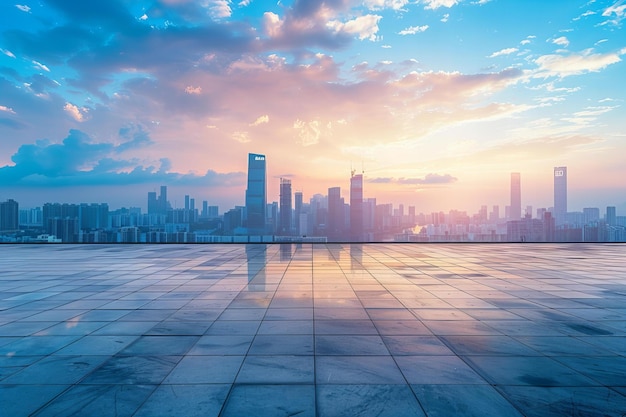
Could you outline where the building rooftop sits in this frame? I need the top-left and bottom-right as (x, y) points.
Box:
(1, 243), (625, 416)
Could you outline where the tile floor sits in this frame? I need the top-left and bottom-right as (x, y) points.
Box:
(0, 243), (625, 416)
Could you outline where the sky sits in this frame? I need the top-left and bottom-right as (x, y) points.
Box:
(0, 0), (625, 214)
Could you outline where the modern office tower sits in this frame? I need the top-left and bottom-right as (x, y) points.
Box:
(202, 201), (208, 218)
(294, 191), (303, 235)
(510, 172), (521, 221)
(267, 202), (278, 234)
(363, 198), (376, 236)
(554, 167), (567, 226)
(350, 171), (363, 241)
(0, 199), (19, 232)
(208, 206), (219, 218)
(327, 186), (344, 240)
(607, 206), (617, 226)
(185, 195), (190, 210)
(408, 206), (416, 225)
(279, 178), (292, 235)
(159, 185), (168, 214)
(190, 198), (195, 211)
(147, 191), (158, 214)
(526, 205), (533, 218)
(245, 153), (267, 235)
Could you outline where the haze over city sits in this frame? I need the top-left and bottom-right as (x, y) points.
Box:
(1, 0), (625, 213)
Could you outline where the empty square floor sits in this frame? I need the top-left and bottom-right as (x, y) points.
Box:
(1, 243), (625, 417)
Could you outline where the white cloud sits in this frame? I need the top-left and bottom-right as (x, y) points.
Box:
(535, 48), (624, 77)
(398, 25), (429, 35)
(0, 105), (16, 114)
(423, 0), (460, 10)
(207, 0), (232, 19)
(293, 119), (322, 146)
(552, 36), (570, 47)
(488, 47), (518, 58)
(238, 0), (252, 6)
(185, 85), (202, 94)
(1, 49), (16, 58)
(15, 4), (30, 12)
(441, 13), (449, 22)
(250, 114), (269, 126)
(595, 39), (608, 45)
(364, 0), (409, 10)
(139, 13), (148, 21)
(327, 15), (382, 41)
(232, 131), (250, 143)
(263, 12), (282, 38)
(602, 2), (626, 25)
(32, 60), (50, 72)
(381, 44), (392, 48)
(64, 103), (85, 122)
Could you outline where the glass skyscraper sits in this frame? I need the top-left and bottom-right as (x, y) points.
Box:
(246, 153), (267, 235)
(510, 172), (521, 221)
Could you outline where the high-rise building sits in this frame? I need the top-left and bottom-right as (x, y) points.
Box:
(327, 186), (344, 241)
(147, 192), (158, 214)
(554, 167), (567, 226)
(0, 199), (19, 232)
(279, 178), (292, 235)
(510, 172), (521, 221)
(607, 206), (617, 226)
(350, 171), (363, 241)
(185, 195), (190, 210)
(294, 191), (303, 235)
(158, 186), (168, 215)
(245, 153), (267, 235)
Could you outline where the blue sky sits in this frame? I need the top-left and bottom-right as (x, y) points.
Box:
(1, 0), (625, 213)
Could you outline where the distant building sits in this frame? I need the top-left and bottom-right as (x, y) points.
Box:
(510, 172), (521, 221)
(606, 206), (617, 226)
(245, 153), (267, 235)
(350, 171), (363, 241)
(279, 178), (292, 235)
(554, 166), (567, 226)
(0, 199), (19, 232)
(327, 186), (344, 241)
(294, 191), (303, 235)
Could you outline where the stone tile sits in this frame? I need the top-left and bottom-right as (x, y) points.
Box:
(164, 355), (244, 383)
(236, 355), (314, 383)
(220, 384), (315, 417)
(316, 356), (405, 384)
(134, 384), (230, 417)
(396, 355), (487, 385)
(317, 385), (426, 417)
(412, 384), (523, 417)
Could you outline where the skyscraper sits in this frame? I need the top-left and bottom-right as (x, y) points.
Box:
(279, 178), (292, 235)
(510, 172), (521, 221)
(246, 153), (267, 235)
(350, 171), (363, 241)
(327, 186), (343, 241)
(554, 166), (567, 226)
(294, 191), (303, 236)
(147, 191), (158, 214)
(0, 199), (19, 232)
(607, 206), (617, 226)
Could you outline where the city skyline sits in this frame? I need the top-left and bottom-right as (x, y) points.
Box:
(1, 1), (625, 213)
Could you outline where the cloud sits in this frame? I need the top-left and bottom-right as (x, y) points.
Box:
(423, 0), (460, 10)
(232, 131), (250, 143)
(488, 47), (518, 58)
(293, 119), (322, 146)
(398, 174), (458, 184)
(0, 129), (244, 187)
(64, 103), (86, 122)
(0, 105), (16, 114)
(367, 174), (458, 185)
(552, 36), (570, 47)
(184, 85), (202, 94)
(364, 0), (409, 10)
(602, 2), (626, 25)
(441, 13), (449, 22)
(398, 25), (429, 35)
(15, 4), (31, 12)
(1, 49), (16, 58)
(250, 114), (269, 126)
(534, 48), (624, 77)
(327, 15), (382, 41)
(208, 0), (232, 19)
(32, 60), (50, 72)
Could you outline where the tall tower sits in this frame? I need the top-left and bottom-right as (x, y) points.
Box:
(327, 186), (343, 241)
(510, 172), (521, 221)
(554, 166), (567, 226)
(294, 191), (303, 235)
(246, 153), (267, 235)
(279, 178), (292, 235)
(350, 171), (363, 241)
(158, 185), (168, 215)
